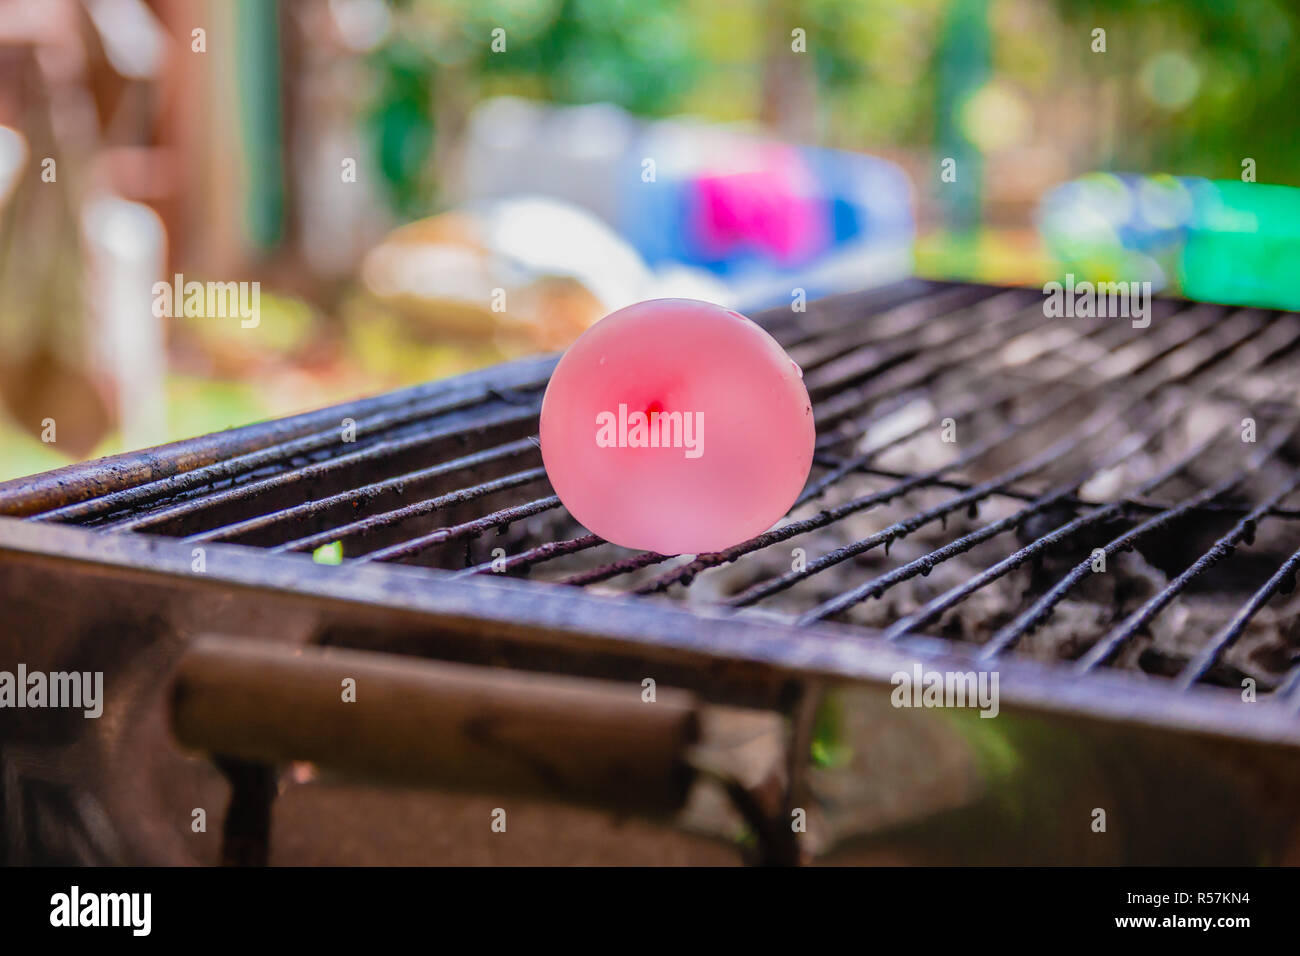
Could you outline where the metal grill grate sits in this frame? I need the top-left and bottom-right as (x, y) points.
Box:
(10, 279), (1300, 706)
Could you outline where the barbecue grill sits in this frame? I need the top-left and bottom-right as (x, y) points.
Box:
(3, 278), (1299, 866)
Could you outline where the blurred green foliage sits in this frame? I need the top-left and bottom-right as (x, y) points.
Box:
(791, 0), (948, 146)
(365, 0), (700, 215)
(1049, 0), (1299, 181)
(235, 0), (286, 247)
(476, 0), (700, 112)
(810, 692), (852, 769)
(363, 0), (1300, 215)
(365, 36), (439, 218)
(312, 541), (345, 565)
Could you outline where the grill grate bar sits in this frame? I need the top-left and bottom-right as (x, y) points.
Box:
(16, 279), (1300, 703)
(450, 532), (605, 578)
(823, 309), (1281, 618)
(257, 288), (1057, 570)
(183, 437), (540, 545)
(798, 309), (1146, 504)
(809, 293), (1131, 440)
(101, 407), (540, 535)
(1075, 473), (1300, 673)
(1176, 544), (1300, 690)
(810, 301), (1040, 411)
(452, 317), (1154, 587)
(272, 467), (551, 556)
(1121, 498), (1300, 521)
(356, 495), (564, 564)
(614, 303), (1243, 596)
(633, 381), (1142, 598)
(566, 305), (1194, 591)
(87, 284), (996, 546)
(799, 308), (1294, 628)
(29, 376), (550, 525)
(789, 284), (1008, 381)
(561, 549), (677, 587)
(808, 462), (1300, 521)
(757, 278), (942, 347)
(735, 399), (1179, 610)
(977, 424), (1297, 657)
(890, 433), (1219, 648)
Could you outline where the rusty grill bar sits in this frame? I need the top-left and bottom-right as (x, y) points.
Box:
(5, 279), (1300, 711)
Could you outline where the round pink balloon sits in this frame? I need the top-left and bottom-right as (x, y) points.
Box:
(540, 298), (815, 554)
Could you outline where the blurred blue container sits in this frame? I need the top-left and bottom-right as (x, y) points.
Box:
(1038, 172), (1202, 289)
(620, 121), (914, 309)
(460, 100), (915, 313)
(1038, 172), (1300, 309)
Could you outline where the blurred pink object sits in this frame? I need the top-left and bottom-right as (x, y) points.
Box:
(540, 299), (814, 554)
(692, 145), (827, 264)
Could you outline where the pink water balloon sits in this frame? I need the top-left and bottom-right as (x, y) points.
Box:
(539, 298), (815, 555)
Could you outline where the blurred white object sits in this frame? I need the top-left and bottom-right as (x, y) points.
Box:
(328, 0), (391, 51)
(647, 264), (734, 306)
(83, 0), (167, 80)
(81, 196), (167, 449)
(0, 125), (27, 208)
(481, 196), (651, 313)
(459, 98), (636, 227)
(362, 195), (737, 352)
(455, 97), (914, 315)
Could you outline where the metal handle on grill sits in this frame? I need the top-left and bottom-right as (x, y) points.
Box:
(171, 635), (700, 818)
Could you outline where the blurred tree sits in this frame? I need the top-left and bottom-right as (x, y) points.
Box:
(364, 36), (438, 219)
(1049, 0), (1300, 184)
(480, 0), (699, 114)
(235, 0), (287, 248)
(359, 0), (1300, 219)
(779, 0), (946, 148)
(934, 0), (990, 233)
(364, 0), (700, 216)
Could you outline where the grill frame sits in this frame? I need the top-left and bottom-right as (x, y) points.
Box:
(3, 278), (1300, 734)
(4, 278), (1300, 865)
(1, 513), (1297, 746)
(4, 511), (1300, 864)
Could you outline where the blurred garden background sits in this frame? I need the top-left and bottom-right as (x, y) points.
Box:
(1, 0), (1297, 480)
